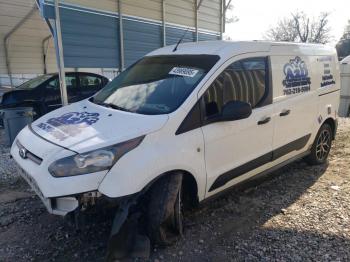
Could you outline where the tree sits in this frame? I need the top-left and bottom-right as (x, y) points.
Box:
(223, 1), (239, 40)
(265, 11), (332, 44)
(336, 20), (350, 60)
(224, 2), (239, 24)
(340, 20), (350, 40)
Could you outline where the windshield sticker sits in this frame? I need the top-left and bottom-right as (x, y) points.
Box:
(282, 56), (311, 95)
(36, 112), (100, 141)
(169, 67), (199, 78)
(319, 59), (335, 88)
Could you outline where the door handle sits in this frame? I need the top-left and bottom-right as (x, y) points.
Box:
(257, 117), (271, 125)
(279, 109), (291, 117)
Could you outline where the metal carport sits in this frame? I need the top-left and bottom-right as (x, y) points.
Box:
(1, 0), (230, 106)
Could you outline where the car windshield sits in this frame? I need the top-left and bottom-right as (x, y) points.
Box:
(91, 55), (220, 115)
(16, 75), (53, 89)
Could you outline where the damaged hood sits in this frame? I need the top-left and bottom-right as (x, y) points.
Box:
(31, 100), (168, 153)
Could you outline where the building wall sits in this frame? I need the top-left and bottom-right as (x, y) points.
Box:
(41, 0), (220, 69)
(62, 0), (221, 32)
(0, 5), (58, 86)
(1, 0), (222, 86)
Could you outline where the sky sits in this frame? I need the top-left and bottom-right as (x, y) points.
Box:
(225, 0), (350, 46)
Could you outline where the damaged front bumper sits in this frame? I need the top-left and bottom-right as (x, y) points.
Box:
(18, 164), (78, 215)
(20, 168), (106, 215)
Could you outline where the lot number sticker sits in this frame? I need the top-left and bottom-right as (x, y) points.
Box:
(169, 67), (199, 78)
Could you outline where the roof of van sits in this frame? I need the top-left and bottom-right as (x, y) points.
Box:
(147, 40), (336, 58)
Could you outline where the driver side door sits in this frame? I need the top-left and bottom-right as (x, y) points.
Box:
(201, 56), (274, 197)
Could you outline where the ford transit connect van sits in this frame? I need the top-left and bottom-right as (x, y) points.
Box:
(11, 41), (340, 255)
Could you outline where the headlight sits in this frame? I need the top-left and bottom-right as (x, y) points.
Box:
(48, 136), (145, 177)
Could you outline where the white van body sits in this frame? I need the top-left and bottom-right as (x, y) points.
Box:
(339, 56), (350, 117)
(11, 41), (340, 216)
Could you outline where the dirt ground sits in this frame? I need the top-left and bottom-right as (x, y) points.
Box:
(0, 118), (350, 262)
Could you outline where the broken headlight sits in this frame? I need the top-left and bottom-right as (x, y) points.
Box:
(49, 136), (144, 177)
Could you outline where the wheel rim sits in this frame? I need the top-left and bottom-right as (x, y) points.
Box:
(316, 129), (331, 161)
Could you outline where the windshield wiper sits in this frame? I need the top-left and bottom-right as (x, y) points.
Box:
(106, 103), (133, 112)
(90, 97), (133, 112)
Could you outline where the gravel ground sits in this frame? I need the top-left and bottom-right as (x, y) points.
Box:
(0, 119), (350, 262)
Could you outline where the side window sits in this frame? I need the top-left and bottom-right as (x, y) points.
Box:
(44, 76), (77, 91)
(46, 78), (59, 90)
(65, 75), (78, 90)
(80, 75), (102, 90)
(202, 57), (268, 119)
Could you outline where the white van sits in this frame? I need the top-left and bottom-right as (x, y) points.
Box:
(11, 41), (340, 250)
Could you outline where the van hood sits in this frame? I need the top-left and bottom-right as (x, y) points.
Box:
(31, 100), (168, 153)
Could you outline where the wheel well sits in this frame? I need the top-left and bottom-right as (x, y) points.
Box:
(181, 170), (199, 209)
(323, 118), (336, 140)
(144, 170), (199, 209)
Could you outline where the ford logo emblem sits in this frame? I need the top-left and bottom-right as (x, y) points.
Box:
(19, 148), (27, 159)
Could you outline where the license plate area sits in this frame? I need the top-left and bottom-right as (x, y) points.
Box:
(19, 169), (52, 212)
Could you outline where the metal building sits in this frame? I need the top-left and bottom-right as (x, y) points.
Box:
(1, 0), (228, 90)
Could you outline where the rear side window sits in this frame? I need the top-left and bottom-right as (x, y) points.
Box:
(65, 75), (78, 90)
(203, 57), (268, 119)
(80, 75), (102, 89)
(44, 75), (77, 91)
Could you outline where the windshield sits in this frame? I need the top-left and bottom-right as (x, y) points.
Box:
(16, 75), (53, 89)
(91, 55), (219, 115)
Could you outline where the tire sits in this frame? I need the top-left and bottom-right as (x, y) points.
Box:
(147, 173), (183, 246)
(306, 123), (333, 165)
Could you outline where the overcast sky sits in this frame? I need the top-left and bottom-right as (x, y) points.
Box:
(225, 0), (350, 46)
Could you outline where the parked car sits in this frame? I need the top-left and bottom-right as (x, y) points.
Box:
(11, 41), (340, 258)
(0, 72), (109, 121)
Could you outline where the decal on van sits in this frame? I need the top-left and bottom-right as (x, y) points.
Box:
(282, 56), (311, 95)
(37, 112), (100, 141)
(319, 57), (335, 88)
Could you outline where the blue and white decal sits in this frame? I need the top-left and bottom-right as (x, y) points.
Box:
(318, 56), (335, 88)
(282, 56), (311, 95)
(37, 112), (100, 141)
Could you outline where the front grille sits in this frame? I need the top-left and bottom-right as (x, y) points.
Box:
(16, 140), (43, 165)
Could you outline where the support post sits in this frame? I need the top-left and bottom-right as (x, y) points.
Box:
(196, 0), (204, 42)
(3, 4), (37, 87)
(220, 0), (224, 39)
(118, 0), (125, 71)
(54, 0), (68, 106)
(3, 39), (13, 88)
(195, 0), (198, 42)
(42, 35), (51, 74)
(162, 0), (166, 46)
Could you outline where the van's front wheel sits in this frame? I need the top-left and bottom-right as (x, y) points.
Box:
(306, 123), (333, 165)
(147, 173), (183, 246)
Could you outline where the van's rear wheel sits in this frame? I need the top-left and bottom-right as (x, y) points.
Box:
(147, 173), (183, 246)
(306, 123), (332, 165)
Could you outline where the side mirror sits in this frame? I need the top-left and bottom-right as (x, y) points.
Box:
(221, 100), (252, 121)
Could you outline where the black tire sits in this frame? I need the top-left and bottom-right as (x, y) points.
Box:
(147, 173), (183, 246)
(306, 123), (333, 165)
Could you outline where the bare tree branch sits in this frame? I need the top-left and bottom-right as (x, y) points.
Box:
(265, 11), (332, 44)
